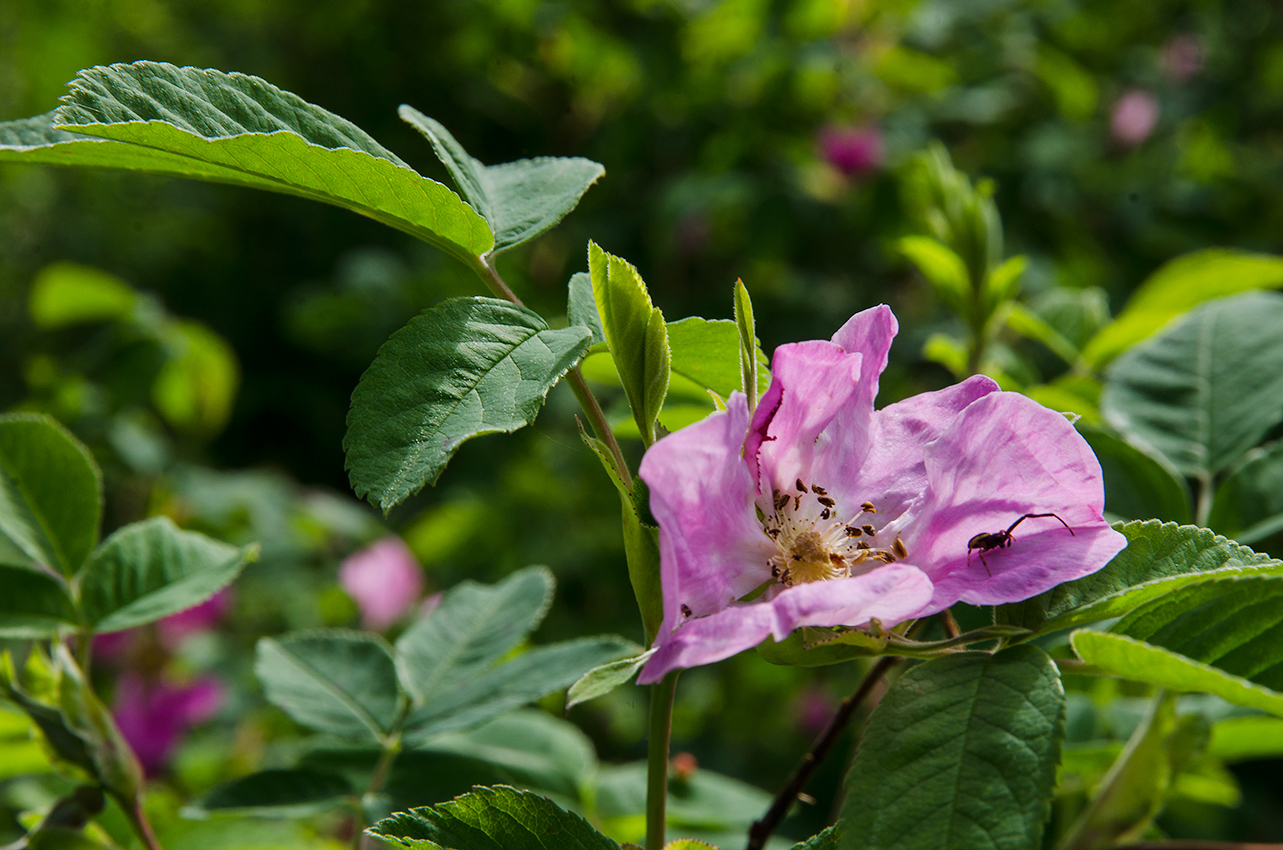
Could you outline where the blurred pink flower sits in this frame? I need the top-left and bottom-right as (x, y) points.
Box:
(113, 672), (224, 776)
(339, 536), (425, 630)
(818, 126), (883, 177)
(91, 630), (135, 664)
(1111, 90), (1160, 147)
(1162, 35), (1203, 81)
(157, 588), (232, 647)
(792, 685), (836, 738)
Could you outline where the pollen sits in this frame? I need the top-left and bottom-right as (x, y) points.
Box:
(761, 481), (900, 587)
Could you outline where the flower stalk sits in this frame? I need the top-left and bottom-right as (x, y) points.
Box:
(646, 671), (679, 850)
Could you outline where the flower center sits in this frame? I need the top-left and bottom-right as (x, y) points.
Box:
(763, 479), (906, 587)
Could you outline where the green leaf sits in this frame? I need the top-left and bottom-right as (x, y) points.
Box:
(840, 646), (1064, 850)
(0, 414), (102, 576)
(4, 63), (494, 262)
(667, 317), (771, 401)
(1006, 303), (1081, 366)
(399, 107), (603, 254)
(1100, 291), (1283, 480)
(984, 254), (1027, 312)
(898, 236), (969, 315)
(77, 516), (254, 632)
(0, 565), (77, 637)
(566, 648), (653, 709)
(403, 636), (635, 744)
(395, 566), (554, 704)
(568, 272), (605, 346)
(1076, 425), (1191, 523)
(588, 243), (669, 444)
(255, 630), (403, 742)
(345, 297), (592, 512)
(1071, 632), (1283, 717)
(1207, 440), (1283, 544)
(1000, 520), (1280, 636)
(29, 263), (140, 328)
(791, 828), (837, 850)
(414, 709), (597, 800)
(187, 768), (354, 818)
(1084, 249), (1283, 367)
(0, 653), (96, 778)
(757, 627), (888, 667)
(152, 319), (240, 436)
(370, 786), (620, 850)
(733, 280), (759, 408)
(1054, 693), (1188, 850)
(596, 761), (773, 831)
(1207, 715), (1283, 761)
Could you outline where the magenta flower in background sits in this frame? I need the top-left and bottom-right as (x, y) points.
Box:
(114, 672), (223, 776)
(1111, 90), (1160, 147)
(1162, 35), (1203, 81)
(636, 305), (1126, 683)
(157, 588), (232, 647)
(339, 536), (425, 630)
(818, 125), (883, 177)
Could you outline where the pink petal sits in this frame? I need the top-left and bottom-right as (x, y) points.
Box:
(339, 537), (425, 630)
(830, 304), (897, 416)
(640, 395), (774, 638)
(638, 565), (932, 683)
(903, 393), (1127, 613)
(747, 341), (862, 492)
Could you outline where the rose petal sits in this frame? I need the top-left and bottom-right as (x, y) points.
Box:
(640, 394), (774, 636)
(638, 565), (932, 683)
(830, 304), (897, 415)
(339, 537), (424, 630)
(903, 392), (1127, 613)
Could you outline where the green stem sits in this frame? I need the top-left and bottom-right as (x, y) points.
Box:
(646, 672), (679, 850)
(119, 796), (163, 850)
(1195, 472), (1214, 528)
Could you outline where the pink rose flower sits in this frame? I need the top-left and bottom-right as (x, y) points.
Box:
(1111, 90), (1160, 148)
(114, 672), (224, 776)
(818, 126), (883, 177)
(636, 305), (1126, 683)
(339, 536), (425, 630)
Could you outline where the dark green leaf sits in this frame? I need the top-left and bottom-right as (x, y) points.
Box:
(1101, 291), (1283, 480)
(78, 516), (254, 633)
(1077, 424), (1190, 523)
(1000, 520), (1280, 636)
(1208, 440), (1283, 544)
(791, 827), (838, 850)
(566, 648), (652, 709)
(400, 107), (603, 254)
(369, 786), (620, 850)
(345, 297), (592, 512)
(840, 647), (1064, 850)
(255, 630), (403, 742)
(588, 242), (669, 444)
(0, 565), (76, 637)
(188, 769), (354, 818)
(3, 63), (494, 262)
(0, 414), (102, 576)
(568, 272), (606, 346)
(395, 566), (554, 704)
(403, 636), (635, 744)
(1084, 249), (1283, 367)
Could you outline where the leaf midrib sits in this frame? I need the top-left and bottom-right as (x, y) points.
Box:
(270, 640), (388, 741)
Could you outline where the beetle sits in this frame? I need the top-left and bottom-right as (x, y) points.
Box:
(968, 512), (1074, 575)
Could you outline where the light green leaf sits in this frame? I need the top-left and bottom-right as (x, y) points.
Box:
(667, 317), (770, 401)
(899, 235), (969, 314)
(1006, 302), (1081, 366)
(395, 566), (554, 704)
(984, 254), (1027, 313)
(1084, 249), (1283, 367)
(568, 272), (605, 346)
(1076, 425), (1191, 524)
(187, 768), (354, 818)
(29, 263), (140, 328)
(414, 710), (597, 800)
(345, 297), (592, 512)
(1207, 440), (1283, 544)
(840, 647), (1064, 850)
(370, 786), (620, 850)
(1207, 715), (1283, 761)
(2, 62), (494, 262)
(733, 279), (758, 408)
(566, 647), (653, 709)
(78, 516), (254, 633)
(152, 319), (240, 436)
(1101, 292), (1283, 479)
(596, 761), (773, 830)
(588, 243), (669, 444)
(0, 565), (77, 637)
(0, 414), (102, 576)
(1000, 520), (1280, 636)
(255, 630), (403, 742)
(403, 636), (635, 744)
(400, 107), (603, 254)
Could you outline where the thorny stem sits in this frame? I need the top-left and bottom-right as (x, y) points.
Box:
(470, 254), (633, 490)
(746, 655), (899, 850)
(646, 672), (680, 850)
